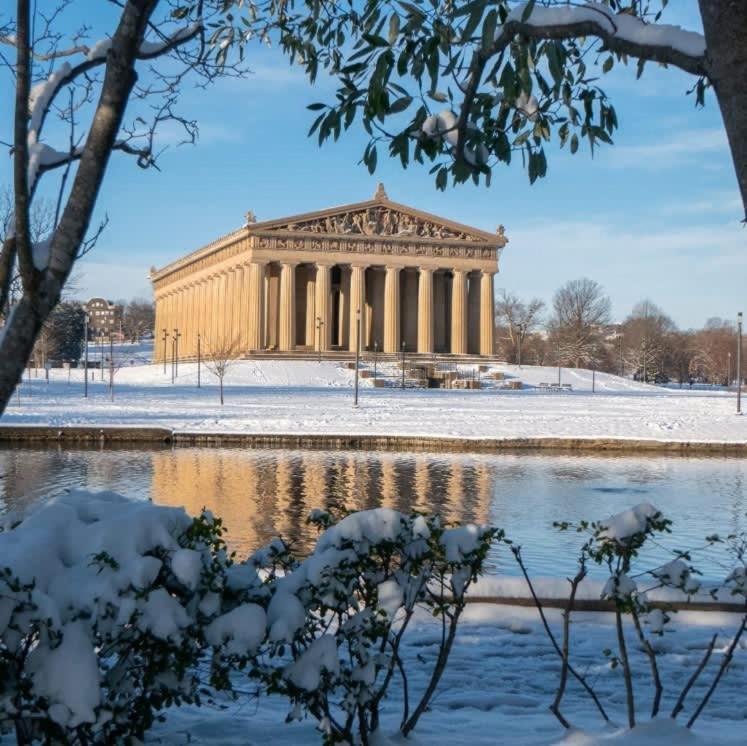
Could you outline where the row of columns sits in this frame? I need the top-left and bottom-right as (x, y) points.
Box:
(155, 261), (495, 359)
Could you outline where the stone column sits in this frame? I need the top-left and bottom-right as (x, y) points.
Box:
(450, 269), (468, 354)
(349, 263), (367, 352)
(210, 274), (221, 347)
(247, 262), (265, 350)
(197, 281), (206, 339)
(153, 293), (163, 360)
(383, 265), (400, 353)
(183, 284), (193, 356)
(279, 261), (296, 351)
(232, 267), (244, 349)
(305, 269), (316, 347)
(417, 267), (434, 353)
(480, 271), (495, 356)
(315, 263), (332, 351)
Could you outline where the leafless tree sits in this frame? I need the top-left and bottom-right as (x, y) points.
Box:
(548, 278), (611, 369)
(0, 186), (54, 317)
(689, 317), (737, 384)
(495, 290), (544, 365)
(122, 298), (154, 341)
(0, 0), (300, 415)
(622, 300), (676, 383)
(204, 336), (240, 405)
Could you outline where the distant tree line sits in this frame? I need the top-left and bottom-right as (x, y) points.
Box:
(495, 279), (742, 385)
(24, 298), (155, 367)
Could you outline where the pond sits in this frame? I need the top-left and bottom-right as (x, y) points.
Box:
(1, 444), (745, 580)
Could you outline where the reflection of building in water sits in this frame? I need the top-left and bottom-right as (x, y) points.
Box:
(150, 448), (494, 557)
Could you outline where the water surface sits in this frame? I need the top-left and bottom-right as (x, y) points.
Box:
(1, 445), (745, 579)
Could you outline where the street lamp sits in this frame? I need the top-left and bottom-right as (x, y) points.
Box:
(737, 312), (743, 414)
(401, 340), (406, 389)
(373, 340), (379, 382)
(83, 312), (89, 399)
(197, 333), (202, 389)
(173, 327), (181, 378)
(353, 309), (361, 407)
(162, 328), (169, 374)
(728, 351), (732, 389)
(316, 316), (324, 363)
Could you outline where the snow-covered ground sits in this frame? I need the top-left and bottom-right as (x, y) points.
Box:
(152, 603), (747, 745)
(3, 360), (746, 444)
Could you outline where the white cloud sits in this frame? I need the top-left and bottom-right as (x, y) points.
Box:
(500, 216), (747, 326)
(604, 128), (730, 169)
(72, 260), (153, 303)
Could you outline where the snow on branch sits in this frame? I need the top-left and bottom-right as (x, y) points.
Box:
(496, 1), (707, 76)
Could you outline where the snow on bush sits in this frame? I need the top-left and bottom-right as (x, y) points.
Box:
(518, 503), (744, 732)
(0, 490), (234, 743)
(228, 507), (499, 744)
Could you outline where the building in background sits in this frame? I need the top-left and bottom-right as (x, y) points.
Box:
(150, 185), (508, 360)
(85, 297), (118, 339)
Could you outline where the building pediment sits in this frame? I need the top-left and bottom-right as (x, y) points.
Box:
(248, 191), (507, 247)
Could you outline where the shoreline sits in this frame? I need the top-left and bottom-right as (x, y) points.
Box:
(1, 424), (746, 454)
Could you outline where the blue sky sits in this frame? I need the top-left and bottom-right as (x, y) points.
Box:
(6, 1), (744, 329)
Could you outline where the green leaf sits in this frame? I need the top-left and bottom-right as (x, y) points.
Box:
(521, 0), (536, 23)
(602, 56), (614, 74)
(307, 102), (326, 111)
(363, 33), (390, 48)
(461, 1), (487, 43)
(389, 96), (413, 114)
(481, 9), (497, 53)
(436, 167), (448, 191)
(388, 14), (401, 45)
(367, 145), (378, 174)
(570, 133), (579, 154)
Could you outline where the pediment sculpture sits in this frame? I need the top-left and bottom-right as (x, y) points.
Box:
(275, 207), (483, 242)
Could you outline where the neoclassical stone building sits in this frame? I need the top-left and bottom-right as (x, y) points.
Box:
(150, 185), (507, 360)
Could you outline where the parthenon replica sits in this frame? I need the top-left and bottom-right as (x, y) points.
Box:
(150, 185), (507, 361)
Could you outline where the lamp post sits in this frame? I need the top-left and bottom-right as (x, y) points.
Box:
(197, 333), (201, 388)
(728, 351), (732, 389)
(83, 312), (89, 399)
(316, 316), (323, 363)
(173, 327), (181, 378)
(737, 312), (743, 414)
(162, 328), (169, 374)
(353, 309), (361, 407)
(373, 340), (379, 382)
(401, 340), (406, 390)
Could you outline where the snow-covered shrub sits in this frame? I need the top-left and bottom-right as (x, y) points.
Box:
(229, 507), (498, 744)
(515, 503), (744, 732)
(0, 491), (234, 744)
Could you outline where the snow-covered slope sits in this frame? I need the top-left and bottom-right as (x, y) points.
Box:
(2, 361), (744, 444)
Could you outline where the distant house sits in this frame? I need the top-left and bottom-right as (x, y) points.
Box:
(85, 297), (120, 339)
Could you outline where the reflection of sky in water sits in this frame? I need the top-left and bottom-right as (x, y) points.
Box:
(1, 445), (745, 580)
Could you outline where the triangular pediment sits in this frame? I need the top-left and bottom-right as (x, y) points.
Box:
(247, 196), (507, 246)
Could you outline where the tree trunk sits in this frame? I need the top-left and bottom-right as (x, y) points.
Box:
(0, 1), (156, 415)
(699, 0), (747, 221)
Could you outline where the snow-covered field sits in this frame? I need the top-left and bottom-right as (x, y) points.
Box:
(152, 603), (747, 745)
(3, 360), (746, 445)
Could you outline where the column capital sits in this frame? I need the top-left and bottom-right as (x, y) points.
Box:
(350, 261), (369, 269)
(418, 266), (435, 274)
